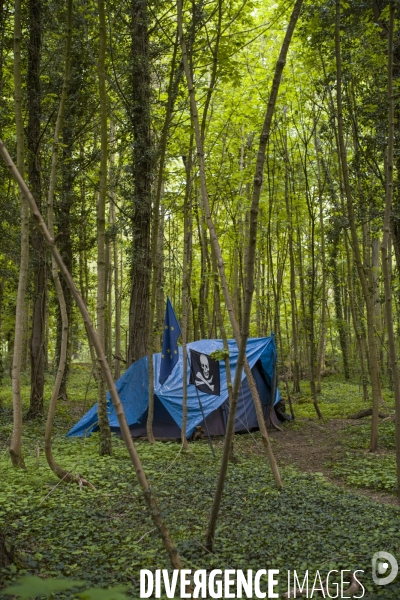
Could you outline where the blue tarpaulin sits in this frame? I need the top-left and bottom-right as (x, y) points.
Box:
(67, 336), (280, 439)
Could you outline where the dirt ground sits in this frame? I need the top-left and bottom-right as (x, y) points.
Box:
(267, 418), (399, 507)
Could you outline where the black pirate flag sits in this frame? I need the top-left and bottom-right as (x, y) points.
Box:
(189, 349), (220, 396)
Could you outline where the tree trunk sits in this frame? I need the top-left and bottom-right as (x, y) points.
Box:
(109, 128), (121, 380)
(284, 151), (300, 393)
(78, 146), (98, 377)
(303, 144), (322, 418)
(146, 32), (181, 443)
(371, 236), (383, 368)
(313, 127), (327, 393)
(9, 0), (27, 467)
(97, 0), (112, 456)
(346, 241), (369, 401)
(27, 0), (46, 419)
(380, 1), (400, 499)
(181, 147), (193, 450)
(128, 0), (152, 366)
(155, 203), (165, 351)
(335, 0), (381, 452)
(330, 223), (350, 378)
(44, 0), (91, 487)
(55, 121), (75, 400)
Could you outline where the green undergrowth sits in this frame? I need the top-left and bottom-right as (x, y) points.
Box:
(342, 420), (396, 451)
(327, 417), (397, 494)
(290, 376), (395, 420)
(330, 451), (397, 493)
(1, 432), (400, 598)
(1, 371), (400, 598)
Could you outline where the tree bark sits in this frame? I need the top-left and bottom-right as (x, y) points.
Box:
(27, 0), (46, 419)
(380, 0), (400, 499)
(146, 32), (181, 443)
(109, 126), (121, 380)
(181, 146), (193, 450)
(44, 0), (91, 487)
(313, 126), (327, 393)
(97, 0), (112, 455)
(128, 0), (152, 366)
(284, 146), (301, 393)
(303, 144), (322, 418)
(9, 0), (27, 467)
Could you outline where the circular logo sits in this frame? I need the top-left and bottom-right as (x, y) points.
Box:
(372, 552), (398, 586)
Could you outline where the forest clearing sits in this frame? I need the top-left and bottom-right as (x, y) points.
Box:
(1, 0), (400, 596)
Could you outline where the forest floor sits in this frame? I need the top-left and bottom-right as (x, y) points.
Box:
(268, 418), (398, 506)
(0, 369), (399, 599)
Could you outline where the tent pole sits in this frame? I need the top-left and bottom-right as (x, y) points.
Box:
(269, 354), (277, 422)
(269, 352), (283, 431)
(188, 355), (215, 458)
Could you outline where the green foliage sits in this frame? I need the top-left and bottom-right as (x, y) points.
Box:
(209, 348), (230, 361)
(77, 586), (129, 600)
(3, 577), (129, 599)
(342, 421), (396, 451)
(290, 376), (395, 420)
(331, 452), (397, 493)
(3, 576), (86, 598)
(1, 386), (400, 599)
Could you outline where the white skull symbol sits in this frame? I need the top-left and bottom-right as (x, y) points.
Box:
(200, 354), (210, 379)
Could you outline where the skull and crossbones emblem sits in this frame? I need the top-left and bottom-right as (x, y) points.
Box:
(195, 354), (214, 392)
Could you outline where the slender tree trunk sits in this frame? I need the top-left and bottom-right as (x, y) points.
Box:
(104, 233), (112, 365)
(330, 224), (350, 378)
(284, 153), (300, 393)
(44, 0), (86, 485)
(9, 0), (27, 467)
(346, 240), (369, 400)
(79, 149), (98, 376)
(0, 140), (184, 570)
(381, 1), (400, 498)
(109, 130), (121, 380)
(303, 147), (322, 418)
(155, 203), (165, 351)
(313, 128), (327, 393)
(27, 0), (46, 419)
(181, 147), (193, 450)
(146, 32), (181, 443)
(196, 204), (209, 340)
(56, 124), (74, 400)
(371, 236), (383, 369)
(178, 0), (303, 548)
(97, 0), (112, 455)
(335, 0), (381, 451)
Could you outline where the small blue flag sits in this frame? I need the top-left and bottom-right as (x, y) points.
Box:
(159, 297), (181, 385)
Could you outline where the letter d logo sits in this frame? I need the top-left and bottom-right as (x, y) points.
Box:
(372, 551), (398, 586)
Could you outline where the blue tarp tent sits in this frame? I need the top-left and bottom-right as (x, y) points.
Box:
(67, 336), (281, 439)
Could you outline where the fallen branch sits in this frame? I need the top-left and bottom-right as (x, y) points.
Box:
(347, 408), (389, 420)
